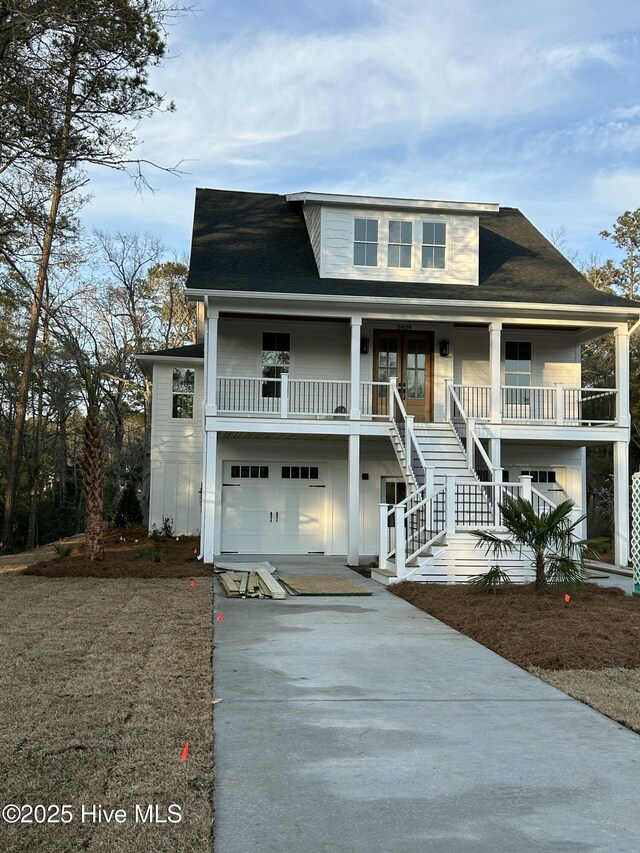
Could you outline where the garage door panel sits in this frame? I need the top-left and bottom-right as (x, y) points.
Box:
(221, 462), (326, 553)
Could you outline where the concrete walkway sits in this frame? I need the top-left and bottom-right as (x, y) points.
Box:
(213, 557), (640, 852)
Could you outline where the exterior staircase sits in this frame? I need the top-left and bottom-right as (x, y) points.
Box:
(372, 530), (534, 585)
(376, 409), (535, 586)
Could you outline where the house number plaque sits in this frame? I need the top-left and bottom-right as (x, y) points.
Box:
(397, 323), (412, 330)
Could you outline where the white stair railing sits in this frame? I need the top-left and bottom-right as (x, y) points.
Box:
(447, 380), (495, 482)
(379, 381), (569, 581)
(389, 377), (428, 488)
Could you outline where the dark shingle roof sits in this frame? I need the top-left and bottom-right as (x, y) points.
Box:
(141, 343), (204, 358)
(185, 189), (640, 311)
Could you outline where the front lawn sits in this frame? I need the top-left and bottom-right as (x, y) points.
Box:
(391, 582), (640, 732)
(0, 575), (213, 853)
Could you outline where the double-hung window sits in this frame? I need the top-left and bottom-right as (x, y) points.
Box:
(388, 220), (412, 268)
(172, 368), (195, 418)
(353, 218), (378, 266)
(262, 332), (290, 398)
(422, 222), (446, 269)
(504, 342), (532, 406)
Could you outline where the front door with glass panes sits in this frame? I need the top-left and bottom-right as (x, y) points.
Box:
(373, 331), (433, 421)
(220, 461), (326, 553)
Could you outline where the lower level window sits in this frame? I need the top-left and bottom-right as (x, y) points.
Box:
(520, 470), (556, 484)
(231, 466), (269, 479)
(282, 466), (319, 480)
(172, 368), (195, 418)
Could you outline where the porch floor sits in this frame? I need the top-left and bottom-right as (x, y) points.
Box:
(213, 557), (640, 852)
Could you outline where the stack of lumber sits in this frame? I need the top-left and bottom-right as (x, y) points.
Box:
(218, 568), (286, 600)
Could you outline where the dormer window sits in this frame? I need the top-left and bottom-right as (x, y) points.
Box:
(388, 220), (412, 268)
(422, 222), (446, 269)
(353, 218), (378, 266)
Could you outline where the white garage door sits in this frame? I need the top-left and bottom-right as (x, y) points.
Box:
(221, 462), (326, 553)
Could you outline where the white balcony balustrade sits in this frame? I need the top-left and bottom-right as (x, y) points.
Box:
(216, 376), (392, 420)
(214, 376), (618, 425)
(451, 384), (618, 426)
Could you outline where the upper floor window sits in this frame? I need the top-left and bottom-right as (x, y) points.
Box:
(388, 220), (412, 268)
(262, 332), (290, 398)
(504, 341), (532, 405)
(422, 222), (446, 269)
(172, 368), (195, 418)
(353, 218), (378, 266)
(504, 342), (532, 386)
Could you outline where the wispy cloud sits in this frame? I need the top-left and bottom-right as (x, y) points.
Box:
(81, 0), (640, 260)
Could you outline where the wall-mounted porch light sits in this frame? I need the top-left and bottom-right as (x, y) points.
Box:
(439, 340), (450, 357)
(360, 336), (370, 355)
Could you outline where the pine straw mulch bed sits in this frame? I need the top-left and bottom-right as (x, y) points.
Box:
(0, 575), (213, 853)
(391, 581), (640, 733)
(21, 528), (212, 578)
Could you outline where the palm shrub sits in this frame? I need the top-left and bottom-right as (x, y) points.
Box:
(471, 495), (602, 592)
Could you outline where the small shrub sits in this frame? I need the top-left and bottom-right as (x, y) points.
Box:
(134, 545), (155, 561)
(111, 483), (143, 529)
(160, 516), (174, 537)
(51, 543), (75, 559)
(147, 528), (164, 562)
(151, 518), (174, 539)
(471, 564), (511, 593)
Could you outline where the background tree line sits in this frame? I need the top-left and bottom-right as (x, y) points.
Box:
(0, 0), (188, 555)
(0, 235), (195, 551)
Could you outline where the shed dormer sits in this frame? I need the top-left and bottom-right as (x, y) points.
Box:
(286, 192), (499, 287)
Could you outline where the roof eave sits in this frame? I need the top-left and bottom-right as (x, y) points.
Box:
(285, 191), (499, 214)
(184, 287), (640, 321)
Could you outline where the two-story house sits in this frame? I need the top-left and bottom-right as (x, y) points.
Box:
(138, 189), (640, 584)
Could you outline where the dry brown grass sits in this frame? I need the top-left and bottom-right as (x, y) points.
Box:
(0, 576), (213, 852)
(530, 667), (640, 733)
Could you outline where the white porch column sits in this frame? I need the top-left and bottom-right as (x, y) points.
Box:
(614, 440), (630, 567)
(201, 430), (218, 563)
(489, 321), (502, 423)
(200, 297), (219, 563)
(347, 433), (361, 566)
(205, 299), (219, 416)
(615, 325), (630, 428)
(350, 316), (362, 420)
(489, 438), (501, 470)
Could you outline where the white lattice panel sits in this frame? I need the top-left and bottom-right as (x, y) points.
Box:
(632, 473), (640, 596)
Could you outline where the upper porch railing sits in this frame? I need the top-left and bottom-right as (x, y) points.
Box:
(215, 375), (619, 426)
(452, 383), (618, 426)
(216, 375), (390, 419)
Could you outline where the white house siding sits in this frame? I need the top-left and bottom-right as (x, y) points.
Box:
(148, 362), (205, 536)
(217, 317), (350, 381)
(452, 327), (489, 386)
(453, 328), (581, 387)
(319, 205), (479, 286)
(501, 443), (585, 511)
(214, 437), (400, 555)
(150, 460), (202, 535)
(303, 203), (322, 272)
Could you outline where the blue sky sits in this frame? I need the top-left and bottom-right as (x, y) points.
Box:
(84, 0), (640, 266)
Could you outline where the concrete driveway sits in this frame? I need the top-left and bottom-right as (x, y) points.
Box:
(213, 556), (640, 852)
